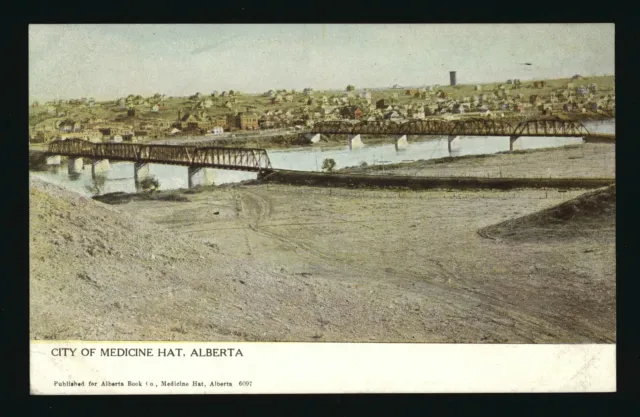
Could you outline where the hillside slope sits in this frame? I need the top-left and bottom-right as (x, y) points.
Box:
(478, 184), (615, 242)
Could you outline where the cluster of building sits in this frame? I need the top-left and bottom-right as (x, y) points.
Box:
(30, 77), (615, 144)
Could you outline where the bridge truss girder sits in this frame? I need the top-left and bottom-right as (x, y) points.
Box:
(513, 119), (590, 137)
(46, 139), (272, 171)
(312, 117), (591, 137)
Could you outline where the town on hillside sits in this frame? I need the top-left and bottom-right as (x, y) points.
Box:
(29, 74), (615, 145)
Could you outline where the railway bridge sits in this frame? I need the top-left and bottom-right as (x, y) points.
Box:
(308, 117), (591, 152)
(43, 139), (272, 189)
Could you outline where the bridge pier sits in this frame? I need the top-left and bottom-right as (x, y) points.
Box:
(306, 133), (322, 144)
(46, 155), (62, 165)
(134, 162), (151, 190)
(509, 136), (520, 152)
(67, 157), (83, 174)
(91, 159), (111, 178)
(395, 135), (409, 151)
(188, 167), (215, 188)
(348, 134), (364, 150)
(447, 135), (459, 153)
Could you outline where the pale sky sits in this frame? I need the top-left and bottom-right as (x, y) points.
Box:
(29, 24), (614, 102)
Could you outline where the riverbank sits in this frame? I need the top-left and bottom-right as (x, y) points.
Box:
(259, 170), (613, 191)
(339, 143), (615, 179)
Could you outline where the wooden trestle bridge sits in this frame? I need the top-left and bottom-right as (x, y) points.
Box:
(310, 117), (591, 137)
(46, 139), (272, 172)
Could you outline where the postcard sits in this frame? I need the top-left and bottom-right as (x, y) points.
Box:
(29, 23), (615, 394)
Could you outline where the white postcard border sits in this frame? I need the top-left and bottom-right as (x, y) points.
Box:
(30, 341), (615, 394)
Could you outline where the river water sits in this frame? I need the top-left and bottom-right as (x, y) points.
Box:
(30, 119), (614, 197)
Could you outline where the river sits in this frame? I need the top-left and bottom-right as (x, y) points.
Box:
(30, 119), (614, 197)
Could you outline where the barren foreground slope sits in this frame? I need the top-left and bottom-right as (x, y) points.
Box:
(30, 173), (615, 343)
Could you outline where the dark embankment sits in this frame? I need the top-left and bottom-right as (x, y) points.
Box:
(584, 134), (616, 144)
(93, 191), (191, 205)
(259, 170), (615, 191)
(478, 184), (615, 241)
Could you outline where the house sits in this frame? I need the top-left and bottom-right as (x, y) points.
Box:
(228, 112), (259, 130)
(176, 111), (207, 130)
(211, 116), (228, 129)
(151, 104), (159, 113)
(319, 106), (336, 116)
(209, 126), (224, 135)
(339, 106), (362, 120)
(375, 99), (387, 110)
(406, 89), (418, 96)
(572, 74), (583, 80)
(264, 90), (276, 97)
(360, 91), (372, 100)
(384, 110), (401, 120)
(203, 99), (214, 108)
(529, 95), (541, 106)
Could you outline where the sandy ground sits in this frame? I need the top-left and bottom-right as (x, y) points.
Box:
(340, 143), (615, 179)
(30, 169), (615, 343)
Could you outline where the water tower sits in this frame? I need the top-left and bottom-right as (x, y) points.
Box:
(450, 71), (457, 86)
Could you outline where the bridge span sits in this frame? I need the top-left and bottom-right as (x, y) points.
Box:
(44, 139), (273, 189)
(309, 117), (591, 151)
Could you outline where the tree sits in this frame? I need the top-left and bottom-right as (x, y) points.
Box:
(346, 85), (355, 92)
(139, 176), (160, 192)
(322, 158), (336, 172)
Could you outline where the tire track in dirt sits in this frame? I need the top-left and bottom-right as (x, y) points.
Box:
(231, 188), (606, 342)
(236, 190), (544, 341)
